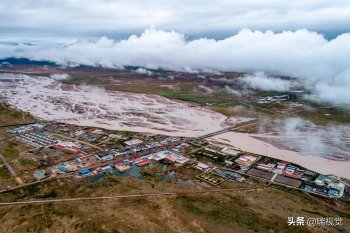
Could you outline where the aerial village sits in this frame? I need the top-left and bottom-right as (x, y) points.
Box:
(3, 122), (349, 202)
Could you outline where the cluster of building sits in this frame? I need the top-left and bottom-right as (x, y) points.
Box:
(234, 153), (260, 168)
(15, 132), (57, 148)
(114, 162), (131, 173)
(251, 159), (345, 198)
(27, 127), (191, 180)
(71, 149), (192, 178)
(124, 139), (143, 146)
(8, 123), (44, 134)
(305, 175), (345, 197)
(192, 145), (345, 198)
(256, 95), (289, 104)
(192, 148), (249, 185)
(13, 129), (83, 155)
(195, 146), (260, 172)
(195, 167), (246, 185)
(49, 124), (125, 148)
(214, 169), (246, 182)
(148, 150), (189, 164)
(51, 141), (81, 152)
(34, 154), (95, 179)
(57, 161), (81, 173)
(8, 123), (346, 200)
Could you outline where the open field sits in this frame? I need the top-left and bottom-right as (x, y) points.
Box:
(0, 174), (349, 233)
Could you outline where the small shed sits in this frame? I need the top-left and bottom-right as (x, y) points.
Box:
(80, 169), (91, 175)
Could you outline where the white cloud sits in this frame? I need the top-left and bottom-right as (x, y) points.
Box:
(1, 28), (350, 106)
(198, 85), (213, 94)
(238, 72), (296, 91)
(224, 86), (241, 96)
(49, 73), (70, 80)
(258, 117), (350, 160)
(135, 68), (153, 76)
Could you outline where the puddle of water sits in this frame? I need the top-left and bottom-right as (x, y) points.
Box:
(91, 164), (191, 186)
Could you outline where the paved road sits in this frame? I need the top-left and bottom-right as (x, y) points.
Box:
(0, 153), (16, 177)
(270, 173), (278, 183)
(53, 133), (103, 151)
(197, 119), (259, 139)
(0, 187), (264, 206)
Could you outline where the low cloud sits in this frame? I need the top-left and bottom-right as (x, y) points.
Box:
(1, 28), (350, 106)
(224, 85), (241, 96)
(238, 72), (296, 91)
(49, 73), (70, 80)
(134, 68), (153, 76)
(198, 85), (213, 94)
(258, 117), (350, 160)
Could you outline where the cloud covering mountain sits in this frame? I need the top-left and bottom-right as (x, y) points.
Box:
(1, 28), (350, 106)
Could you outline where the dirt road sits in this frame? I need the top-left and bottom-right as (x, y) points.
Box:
(0, 187), (264, 206)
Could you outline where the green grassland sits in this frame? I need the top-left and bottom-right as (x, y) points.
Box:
(0, 103), (34, 126)
(1, 142), (20, 160)
(0, 104), (36, 188)
(298, 107), (350, 125)
(61, 76), (111, 86)
(19, 158), (37, 167)
(59, 75), (245, 116)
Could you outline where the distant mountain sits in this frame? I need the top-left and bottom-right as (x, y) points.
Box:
(0, 57), (56, 66)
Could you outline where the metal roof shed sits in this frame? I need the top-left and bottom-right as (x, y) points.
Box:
(80, 169), (91, 174)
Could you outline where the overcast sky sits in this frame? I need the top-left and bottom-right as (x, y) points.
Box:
(1, 1), (350, 107)
(1, 0), (350, 39)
